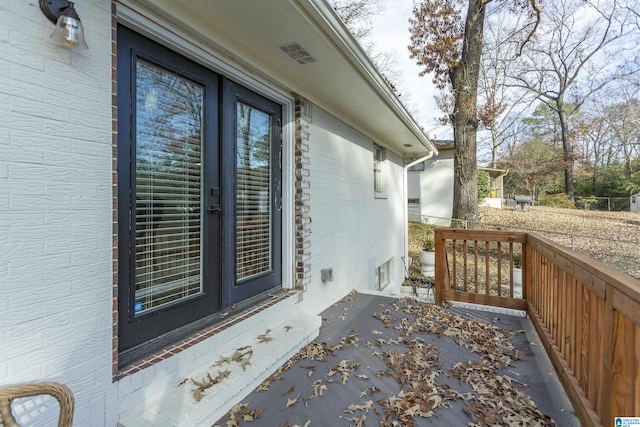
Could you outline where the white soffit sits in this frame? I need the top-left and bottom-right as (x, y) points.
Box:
(135, 0), (436, 156)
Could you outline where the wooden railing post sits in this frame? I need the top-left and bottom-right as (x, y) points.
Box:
(523, 235), (531, 301)
(434, 228), (445, 306)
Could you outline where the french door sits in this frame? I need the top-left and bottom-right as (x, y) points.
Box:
(117, 26), (282, 358)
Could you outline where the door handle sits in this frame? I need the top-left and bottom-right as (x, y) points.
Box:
(209, 187), (221, 214)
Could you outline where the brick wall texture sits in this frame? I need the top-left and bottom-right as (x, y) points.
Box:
(0, 0), (116, 425)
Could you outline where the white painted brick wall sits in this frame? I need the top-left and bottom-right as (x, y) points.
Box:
(0, 0), (114, 425)
(1, 2), (416, 424)
(300, 105), (407, 314)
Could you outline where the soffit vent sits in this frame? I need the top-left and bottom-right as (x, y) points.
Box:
(280, 42), (317, 64)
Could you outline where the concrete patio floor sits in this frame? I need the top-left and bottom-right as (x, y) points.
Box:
(213, 292), (580, 427)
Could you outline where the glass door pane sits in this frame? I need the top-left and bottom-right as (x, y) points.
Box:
(134, 59), (204, 313)
(235, 102), (272, 280)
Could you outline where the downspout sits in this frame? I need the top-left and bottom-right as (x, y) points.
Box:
(402, 151), (435, 280)
(500, 169), (508, 202)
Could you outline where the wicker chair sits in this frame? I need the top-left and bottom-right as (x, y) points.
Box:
(0, 382), (74, 427)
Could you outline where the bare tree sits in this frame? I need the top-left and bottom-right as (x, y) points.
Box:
(409, 0), (539, 226)
(478, 8), (537, 166)
(329, 0), (406, 95)
(500, 137), (565, 199)
(603, 90), (640, 176)
(330, 0), (381, 40)
(510, 0), (639, 201)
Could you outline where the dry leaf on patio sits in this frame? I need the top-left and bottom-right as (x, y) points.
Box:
(345, 415), (367, 427)
(257, 329), (273, 343)
(213, 356), (233, 367)
(285, 393), (301, 408)
(190, 369), (232, 402)
(282, 386), (295, 396)
(311, 379), (326, 397)
(338, 330), (360, 348)
(345, 400), (374, 413)
(242, 408), (263, 422)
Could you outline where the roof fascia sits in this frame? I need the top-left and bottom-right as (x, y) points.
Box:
(296, 0), (437, 155)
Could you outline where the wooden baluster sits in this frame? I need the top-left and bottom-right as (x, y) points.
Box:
(474, 240), (478, 294)
(463, 240), (468, 292)
(485, 241), (490, 295)
(452, 239), (457, 292)
(497, 241), (502, 297)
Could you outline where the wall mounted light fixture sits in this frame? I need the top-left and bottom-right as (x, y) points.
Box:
(39, 0), (88, 49)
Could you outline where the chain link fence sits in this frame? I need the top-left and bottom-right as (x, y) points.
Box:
(574, 196), (630, 211)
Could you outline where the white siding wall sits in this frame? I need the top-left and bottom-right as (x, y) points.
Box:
(0, 0), (115, 425)
(407, 150), (454, 226)
(299, 105), (406, 314)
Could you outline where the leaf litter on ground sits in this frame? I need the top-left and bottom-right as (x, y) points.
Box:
(215, 292), (557, 426)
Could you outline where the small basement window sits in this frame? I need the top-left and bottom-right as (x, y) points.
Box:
(375, 258), (393, 290)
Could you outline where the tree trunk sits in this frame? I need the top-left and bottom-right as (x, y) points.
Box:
(450, 0), (486, 228)
(557, 106), (575, 201)
(491, 125), (498, 168)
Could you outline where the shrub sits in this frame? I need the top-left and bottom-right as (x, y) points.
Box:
(477, 170), (491, 201)
(512, 252), (522, 269)
(408, 222), (434, 254)
(575, 196), (597, 210)
(539, 193), (575, 209)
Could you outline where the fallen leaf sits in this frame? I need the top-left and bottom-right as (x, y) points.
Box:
(285, 393), (301, 408)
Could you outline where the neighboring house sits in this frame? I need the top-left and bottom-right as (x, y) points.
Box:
(0, 0), (437, 426)
(632, 193), (640, 212)
(407, 141), (507, 225)
(479, 167), (509, 209)
(407, 140), (454, 226)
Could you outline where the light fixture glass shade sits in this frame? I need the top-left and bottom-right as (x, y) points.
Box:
(49, 3), (88, 49)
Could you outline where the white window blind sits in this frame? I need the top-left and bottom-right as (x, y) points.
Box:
(236, 102), (272, 280)
(134, 60), (204, 313)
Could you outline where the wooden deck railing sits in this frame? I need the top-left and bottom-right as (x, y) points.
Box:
(434, 228), (640, 427)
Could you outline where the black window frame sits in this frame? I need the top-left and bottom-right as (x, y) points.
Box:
(221, 81), (283, 307)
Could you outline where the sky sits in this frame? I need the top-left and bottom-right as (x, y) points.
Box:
(368, 0), (451, 140)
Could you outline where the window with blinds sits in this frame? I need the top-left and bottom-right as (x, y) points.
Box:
(236, 102), (272, 280)
(134, 59), (204, 314)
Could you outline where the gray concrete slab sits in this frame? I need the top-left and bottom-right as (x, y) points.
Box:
(214, 292), (581, 427)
